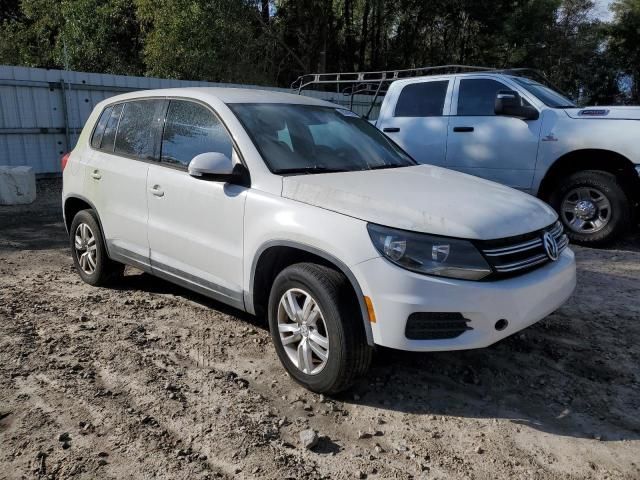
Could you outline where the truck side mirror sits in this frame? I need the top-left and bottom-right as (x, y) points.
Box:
(495, 90), (539, 120)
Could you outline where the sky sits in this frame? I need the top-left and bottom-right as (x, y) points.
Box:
(593, 0), (615, 21)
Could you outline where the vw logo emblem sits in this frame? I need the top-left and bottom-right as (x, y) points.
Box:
(542, 232), (559, 261)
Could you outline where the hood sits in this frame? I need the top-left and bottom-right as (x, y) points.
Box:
(281, 165), (557, 240)
(565, 106), (640, 120)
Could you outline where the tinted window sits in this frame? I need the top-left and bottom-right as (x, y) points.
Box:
(161, 101), (233, 167)
(91, 106), (112, 149)
(457, 79), (508, 116)
(395, 81), (449, 117)
(114, 100), (164, 160)
(100, 103), (124, 152)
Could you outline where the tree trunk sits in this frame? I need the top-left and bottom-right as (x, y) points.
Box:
(343, 0), (354, 70)
(359, 0), (371, 70)
(371, 0), (383, 68)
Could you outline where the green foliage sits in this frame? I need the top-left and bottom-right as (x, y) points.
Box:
(0, 0), (62, 68)
(57, 0), (144, 74)
(134, 0), (270, 83)
(0, 0), (637, 103)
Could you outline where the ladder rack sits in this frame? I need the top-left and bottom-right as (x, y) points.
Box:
(290, 65), (555, 119)
(291, 65), (496, 118)
(291, 65), (494, 93)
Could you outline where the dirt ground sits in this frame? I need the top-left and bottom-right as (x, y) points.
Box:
(1, 179), (639, 480)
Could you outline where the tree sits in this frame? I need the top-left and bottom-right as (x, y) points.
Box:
(0, 0), (143, 74)
(610, 0), (640, 102)
(0, 0), (22, 22)
(57, 0), (144, 75)
(0, 0), (62, 68)
(0, 0), (633, 103)
(134, 0), (270, 83)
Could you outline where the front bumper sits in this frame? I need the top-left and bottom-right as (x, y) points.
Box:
(353, 248), (576, 351)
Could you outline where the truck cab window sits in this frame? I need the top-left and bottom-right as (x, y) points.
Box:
(394, 81), (449, 117)
(457, 79), (509, 116)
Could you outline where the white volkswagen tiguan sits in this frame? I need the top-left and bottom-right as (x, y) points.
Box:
(62, 88), (576, 393)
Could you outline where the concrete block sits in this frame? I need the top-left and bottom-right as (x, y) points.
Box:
(0, 166), (37, 205)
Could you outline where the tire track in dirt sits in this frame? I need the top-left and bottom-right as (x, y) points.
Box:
(2, 179), (639, 479)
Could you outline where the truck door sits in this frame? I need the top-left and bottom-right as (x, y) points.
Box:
(376, 78), (452, 166)
(446, 76), (542, 192)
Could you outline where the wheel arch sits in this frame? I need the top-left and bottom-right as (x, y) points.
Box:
(538, 149), (640, 204)
(63, 195), (111, 256)
(247, 241), (375, 346)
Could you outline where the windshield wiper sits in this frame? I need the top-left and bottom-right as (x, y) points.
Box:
(273, 166), (351, 175)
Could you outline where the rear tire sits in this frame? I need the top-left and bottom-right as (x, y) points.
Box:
(69, 209), (124, 286)
(268, 263), (372, 394)
(549, 170), (631, 246)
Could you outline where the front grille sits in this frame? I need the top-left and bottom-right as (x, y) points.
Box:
(405, 312), (472, 340)
(477, 221), (568, 278)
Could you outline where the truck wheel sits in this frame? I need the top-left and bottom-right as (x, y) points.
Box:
(268, 263), (372, 394)
(549, 170), (631, 246)
(70, 209), (124, 286)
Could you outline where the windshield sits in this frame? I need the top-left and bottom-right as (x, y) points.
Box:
(229, 104), (416, 174)
(511, 76), (576, 108)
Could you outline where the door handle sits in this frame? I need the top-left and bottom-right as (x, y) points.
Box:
(91, 170), (101, 180)
(453, 126), (474, 132)
(383, 127), (400, 133)
(149, 185), (164, 197)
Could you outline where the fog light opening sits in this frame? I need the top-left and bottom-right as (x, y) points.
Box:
(495, 319), (508, 331)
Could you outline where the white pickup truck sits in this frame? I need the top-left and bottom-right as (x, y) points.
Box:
(295, 69), (640, 245)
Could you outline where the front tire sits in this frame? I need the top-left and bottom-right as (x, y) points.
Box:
(69, 209), (124, 286)
(268, 263), (372, 394)
(549, 170), (631, 246)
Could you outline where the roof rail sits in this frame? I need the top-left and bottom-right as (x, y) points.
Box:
(291, 64), (494, 93)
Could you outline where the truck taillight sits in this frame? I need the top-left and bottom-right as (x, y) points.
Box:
(61, 152), (70, 171)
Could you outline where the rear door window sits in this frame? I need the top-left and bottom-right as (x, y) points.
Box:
(394, 81), (449, 117)
(100, 103), (124, 152)
(161, 100), (233, 167)
(114, 100), (165, 160)
(457, 79), (509, 116)
(91, 106), (113, 149)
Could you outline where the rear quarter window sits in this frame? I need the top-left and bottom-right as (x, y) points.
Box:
(100, 103), (124, 152)
(91, 106), (113, 149)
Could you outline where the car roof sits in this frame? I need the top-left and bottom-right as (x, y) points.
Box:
(99, 87), (340, 108)
(391, 71), (509, 86)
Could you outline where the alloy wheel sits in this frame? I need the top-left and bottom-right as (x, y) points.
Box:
(74, 223), (97, 275)
(277, 288), (330, 375)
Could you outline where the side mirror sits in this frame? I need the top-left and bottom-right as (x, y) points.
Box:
(188, 152), (234, 180)
(494, 90), (539, 120)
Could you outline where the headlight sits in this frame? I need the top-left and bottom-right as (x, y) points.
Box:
(367, 224), (491, 280)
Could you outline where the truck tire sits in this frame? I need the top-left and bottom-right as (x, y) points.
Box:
(549, 170), (631, 246)
(70, 209), (124, 286)
(268, 263), (372, 394)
